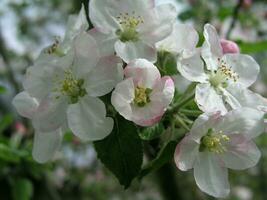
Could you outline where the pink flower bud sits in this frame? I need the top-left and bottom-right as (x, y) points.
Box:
(220, 39), (240, 54)
(242, 0), (252, 9)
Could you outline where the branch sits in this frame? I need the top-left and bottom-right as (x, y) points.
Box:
(0, 28), (20, 93)
(226, 0), (244, 39)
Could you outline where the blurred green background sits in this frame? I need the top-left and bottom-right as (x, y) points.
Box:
(0, 0), (267, 199)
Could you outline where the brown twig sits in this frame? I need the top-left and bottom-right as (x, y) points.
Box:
(226, 0), (244, 39)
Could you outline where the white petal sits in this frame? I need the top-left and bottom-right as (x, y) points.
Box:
(114, 40), (157, 63)
(201, 24), (223, 71)
(174, 135), (199, 171)
(32, 128), (62, 163)
(124, 59), (161, 88)
(140, 3), (177, 45)
(33, 97), (68, 133)
(226, 84), (267, 111)
(72, 32), (100, 77)
(85, 56), (123, 97)
(150, 76), (175, 107)
(67, 96), (114, 141)
(195, 83), (227, 114)
(177, 50), (208, 83)
(156, 23), (199, 54)
(61, 5), (88, 51)
(111, 78), (135, 121)
(12, 92), (39, 119)
(89, 0), (154, 33)
(220, 134), (261, 170)
(88, 28), (117, 57)
(194, 153), (230, 198)
(213, 108), (265, 139)
(222, 54), (260, 87)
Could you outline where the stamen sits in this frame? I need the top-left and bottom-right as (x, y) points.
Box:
(45, 37), (65, 56)
(200, 129), (230, 154)
(134, 86), (152, 107)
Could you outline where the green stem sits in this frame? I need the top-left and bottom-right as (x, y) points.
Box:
(180, 109), (202, 117)
(175, 115), (190, 131)
(169, 93), (195, 114)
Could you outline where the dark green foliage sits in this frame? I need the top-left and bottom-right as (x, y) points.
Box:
(94, 116), (143, 188)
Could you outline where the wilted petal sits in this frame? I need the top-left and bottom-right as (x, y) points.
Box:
(114, 40), (157, 63)
(67, 96), (114, 141)
(174, 135), (199, 171)
(12, 92), (39, 119)
(124, 59), (161, 88)
(220, 134), (261, 170)
(32, 128), (62, 163)
(194, 153), (230, 198)
(85, 55), (123, 97)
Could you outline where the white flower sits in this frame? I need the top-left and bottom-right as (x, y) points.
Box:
(156, 22), (199, 56)
(89, 0), (178, 63)
(111, 59), (175, 126)
(13, 33), (123, 163)
(174, 108), (265, 198)
(178, 24), (261, 114)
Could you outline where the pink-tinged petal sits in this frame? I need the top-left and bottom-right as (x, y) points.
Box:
(131, 101), (165, 127)
(195, 83), (228, 114)
(201, 24), (223, 71)
(194, 153), (230, 198)
(32, 128), (62, 163)
(174, 135), (199, 171)
(213, 107), (265, 139)
(114, 40), (157, 63)
(220, 134), (261, 170)
(150, 76), (175, 107)
(111, 78), (135, 121)
(124, 59), (161, 88)
(220, 39), (240, 54)
(85, 55), (123, 97)
(32, 97), (68, 133)
(88, 28), (117, 57)
(12, 92), (39, 119)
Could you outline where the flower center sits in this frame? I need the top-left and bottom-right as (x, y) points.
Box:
(134, 86), (152, 107)
(58, 70), (87, 104)
(209, 59), (239, 88)
(116, 12), (144, 42)
(199, 129), (230, 154)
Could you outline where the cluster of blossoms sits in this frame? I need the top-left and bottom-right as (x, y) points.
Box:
(12, 0), (267, 198)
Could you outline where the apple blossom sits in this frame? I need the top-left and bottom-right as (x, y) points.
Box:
(111, 59), (174, 126)
(89, 0), (178, 63)
(156, 22), (199, 56)
(13, 32), (123, 162)
(178, 24), (260, 114)
(174, 108), (265, 198)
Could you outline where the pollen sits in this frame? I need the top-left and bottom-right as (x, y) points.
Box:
(134, 86), (152, 107)
(58, 70), (87, 104)
(200, 129), (230, 154)
(116, 11), (144, 42)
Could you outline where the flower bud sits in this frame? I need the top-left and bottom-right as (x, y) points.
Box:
(220, 39), (240, 54)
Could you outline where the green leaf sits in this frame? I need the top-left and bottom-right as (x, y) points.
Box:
(94, 116), (143, 188)
(139, 141), (177, 179)
(156, 51), (178, 76)
(0, 114), (13, 133)
(0, 143), (20, 163)
(0, 85), (6, 94)
(237, 40), (267, 54)
(12, 178), (33, 200)
(139, 123), (164, 141)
